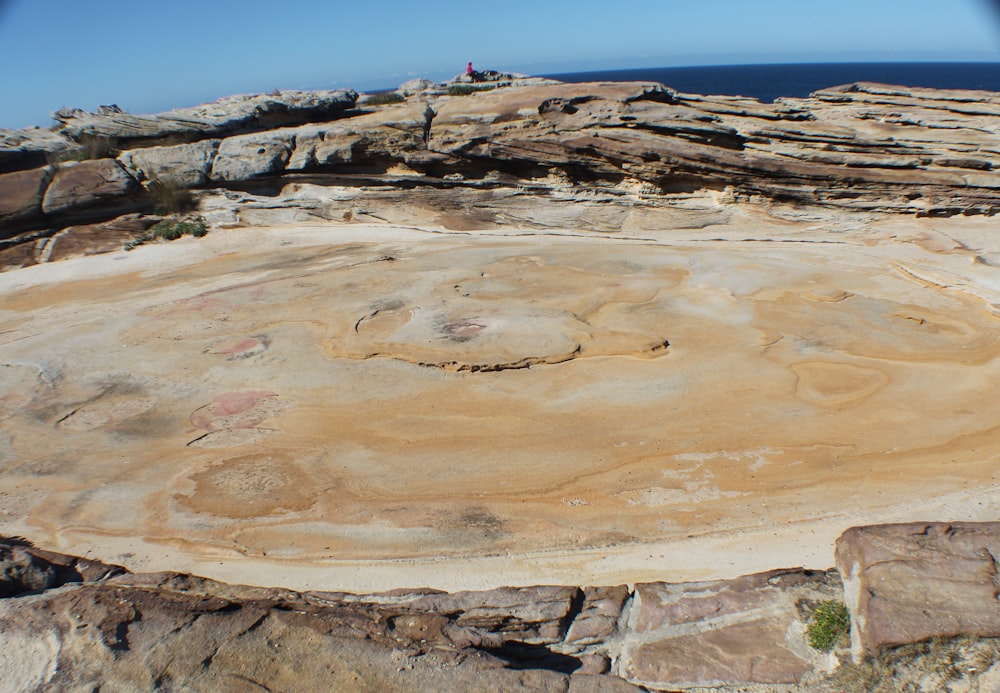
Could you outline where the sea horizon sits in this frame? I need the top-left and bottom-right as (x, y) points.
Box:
(540, 61), (1000, 102)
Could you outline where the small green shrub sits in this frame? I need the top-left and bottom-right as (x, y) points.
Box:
(808, 600), (851, 651)
(174, 219), (208, 237)
(146, 218), (207, 243)
(150, 220), (183, 241)
(365, 91), (405, 105)
(447, 83), (497, 97)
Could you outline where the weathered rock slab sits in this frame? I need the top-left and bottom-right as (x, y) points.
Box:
(398, 585), (582, 644)
(0, 166), (52, 228)
(0, 127), (74, 173)
(0, 540), (647, 692)
(119, 139), (220, 187)
(836, 522), (1000, 658)
(565, 585), (630, 646)
(620, 569), (837, 689)
(41, 159), (138, 215)
(52, 89), (358, 145)
(210, 131), (294, 181)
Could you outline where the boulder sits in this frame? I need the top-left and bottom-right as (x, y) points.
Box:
(210, 131), (294, 181)
(564, 585), (630, 646)
(41, 159), (139, 215)
(0, 166), (52, 229)
(118, 140), (220, 187)
(618, 569), (838, 689)
(836, 522), (1000, 659)
(398, 78), (434, 96)
(285, 123), (356, 169)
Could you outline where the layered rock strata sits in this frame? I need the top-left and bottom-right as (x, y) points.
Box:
(1, 80), (998, 259)
(0, 538), (838, 691)
(6, 525), (1000, 692)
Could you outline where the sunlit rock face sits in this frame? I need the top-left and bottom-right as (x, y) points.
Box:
(1, 201), (998, 591)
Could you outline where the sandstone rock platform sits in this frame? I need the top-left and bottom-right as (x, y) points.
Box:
(1, 77), (1000, 690)
(1, 205), (998, 594)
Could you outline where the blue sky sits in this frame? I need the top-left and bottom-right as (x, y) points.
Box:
(1, 0), (999, 129)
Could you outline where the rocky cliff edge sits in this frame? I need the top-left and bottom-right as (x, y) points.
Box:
(4, 523), (1000, 692)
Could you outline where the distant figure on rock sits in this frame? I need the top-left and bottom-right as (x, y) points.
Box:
(466, 61), (484, 83)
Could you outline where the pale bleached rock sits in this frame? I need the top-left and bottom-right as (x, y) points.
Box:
(398, 78), (434, 96)
(209, 131), (294, 181)
(51, 89), (358, 145)
(0, 127), (75, 173)
(118, 140), (220, 187)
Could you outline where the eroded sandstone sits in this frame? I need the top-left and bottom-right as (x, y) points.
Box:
(837, 522), (1000, 660)
(1, 77), (1000, 691)
(2, 80), (998, 247)
(0, 205), (998, 597)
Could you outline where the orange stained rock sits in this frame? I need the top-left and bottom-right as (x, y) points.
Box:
(0, 215), (999, 591)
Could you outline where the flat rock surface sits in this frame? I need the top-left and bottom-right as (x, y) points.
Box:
(1, 205), (999, 593)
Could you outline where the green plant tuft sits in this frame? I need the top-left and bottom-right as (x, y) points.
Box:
(145, 217), (208, 243)
(150, 220), (183, 241)
(808, 600), (851, 651)
(365, 91), (406, 105)
(174, 219), (208, 237)
(447, 83), (497, 97)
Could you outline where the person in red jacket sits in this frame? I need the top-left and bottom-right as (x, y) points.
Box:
(467, 62), (474, 75)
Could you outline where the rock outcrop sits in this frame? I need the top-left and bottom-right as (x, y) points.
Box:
(50, 89), (359, 146)
(621, 570), (838, 688)
(118, 139), (220, 188)
(7, 528), (1000, 691)
(0, 538), (844, 691)
(836, 522), (1000, 660)
(1, 80), (998, 254)
(3, 79), (1000, 691)
(40, 158), (139, 216)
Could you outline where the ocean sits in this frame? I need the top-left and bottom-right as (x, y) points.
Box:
(541, 62), (1000, 102)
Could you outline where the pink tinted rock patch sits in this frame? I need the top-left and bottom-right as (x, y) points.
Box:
(189, 390), (281, 431)
(216, 338), (260, 355)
